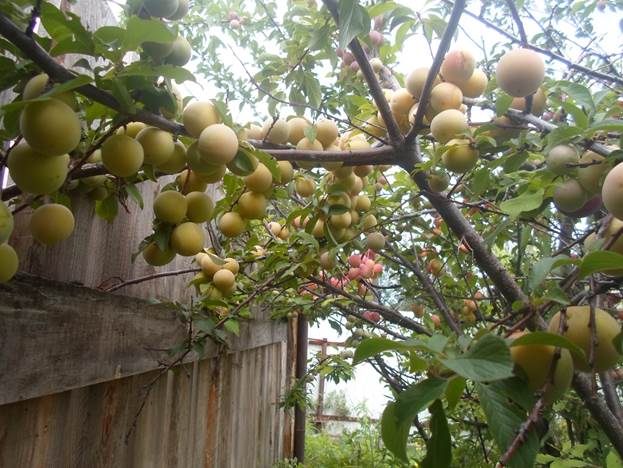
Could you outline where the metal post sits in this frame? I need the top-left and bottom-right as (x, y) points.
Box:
(314, 338), (328, 431)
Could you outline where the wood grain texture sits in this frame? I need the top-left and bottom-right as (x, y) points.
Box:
(0, 343), (288, 468)
(0, 274), (288, 406)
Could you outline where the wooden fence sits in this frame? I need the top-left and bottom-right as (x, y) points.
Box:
(0, 3), (296, 464)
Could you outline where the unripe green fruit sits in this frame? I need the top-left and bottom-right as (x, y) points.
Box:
(142, 242), (176, 266)
(427, 171), (450, 192)
(167, 0), (189, 20)
(223, 257), (240, 274)
(238, 191), (267, 219)
(198, 123), (239, 165)
(144, 0), (179, 17)
(22, 73), (49, 100)
(177, 169), (209, 194)
(430, 109), (468, 144)
(101, 134), (144, 177)
(548, 306), (622, 372)
(170, 222), (204, 256)
(30, 203), (75, 245)
(553, 179), (588, 213)
(390, 88), (416, 116)
(19, 99), (81, 156)
(136, 127), (174, 166)
(88, 186), (108, 201)
(153, 191), (187, 224)
(320, 251), (336, 269)
(262, 118), (289, 144)
(199, 253), (222, 279)
(8, 142), (69, 194)
(213, 269), (236, 291)
(0, 244), (18, 283)
(0, 201), (14, 244)
(442, 139), (479, 173)
(295, 177), (315, 197)
(577, 151), (607, 194)
(315, 119), (339, 148)
(185, 192), (213, 223)
(277, 161), (294, 184)
(496, 48), (544, 97)
(187, 142), (227, 182)
(355, 195), (371, 212)
(219, 212), (246, 237)
(156, 140), (187, 174)
(366, 232), (385, 252)
(546, 145), (578, 175)
(165, 36), (192, 66)
(510, 332), (574, 403)
(183, 101), (221, 138)
(142, 40), (174, 60)
(602, 162), (623, 220)
(244, 163), (273, 192)
(311, 218), (325, 238)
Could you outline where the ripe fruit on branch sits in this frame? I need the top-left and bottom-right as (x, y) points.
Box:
(198, 123), (239, 165)
(268, 221), (289, 240)
(0, 202), (14, 244)
(143, 40), (174, 60)
(244, 163), (273, 192)
(262, 118), (289, 144)
(456, 69), (488, 98)
(442, 139), (479, 173)
(30, 203), (75, 245)
(177, 169), (209, 194)
(510, 332), (574, 403)
(238, 191), (267, 219)
(406, 67), (441, 100)
(362, 214), (377, 230)
(142, 242), (176, 266)
(510, 87), (547, 116)
(319, 251), (336, 269)
(441, 49), (476, 84)
(219, 212), (246, 237)
(601, 162), (623, 220)
(183, 101), (221, 138)
(390, 88), (416, 115)
(157, 140), (186, 174)
(0, 244), (18, 283)
(223, 257), (240, 274)
(185, 191), (213, 223)
(213, 269), (236, 292)
(430, 109), (468, 144)
(19, 99), (81, 156)
(170, 222), (204, 256)
(187, 143), (227, 182)
(546, 145), (578, 175)
(427, 258), (443, 277)
(277, 161), (294, 184)
(496, 48), (545, 97)
(117, 121), (146, 139)
(430, 82), (463, 113)
(548, 306), (622, 372)
(295, 176), (315, 197)
(315, 119), (339, 148)
(287, 117), (311, 145)
(101, 134), (144, 177)
(167, 0), (189, 20)
(198, 253), (221, 279)
(153, 190), (187, 224)
(136, 127), (175, 166)
(362, 311), (381, 323)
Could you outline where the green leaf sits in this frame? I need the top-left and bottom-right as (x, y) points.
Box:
(499, 188), (544, 219)
(45, 75), (92, 97)
(338, 0), (371, 49)
(546, 126), (583, 149)
(395, 378), (448, 426)
(606, 449), (623, 468)
(496, 92), (513, 116)
(444, 376), (465, 411)
(562, 101), (588, 129)
(578, 250), (623, 278)
(528, 255), (577, 290)
(223, 319), (240, 336)
(381, 402), (410, 462)
(586, 119), (623, 137)
(477, 382), (539, 468)
(421, 400), (452, 468)
(124, 184), (144, 209)
(510, 331), (588, 367)
(228, 148), (258, 176)
(123, 16), (176, 51)
(441, 334), (514, 382)
(559, 81), (594, 112)
(95, 195), (118, 222)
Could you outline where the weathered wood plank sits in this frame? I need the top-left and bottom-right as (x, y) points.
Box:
(0, 274), (287, 405)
